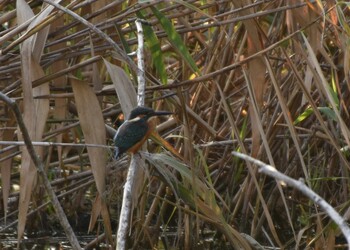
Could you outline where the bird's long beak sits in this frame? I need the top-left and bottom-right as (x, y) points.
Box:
(152, 110), (173, 117)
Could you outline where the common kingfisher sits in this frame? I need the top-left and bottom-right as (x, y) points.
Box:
(113, 106), (172, 158)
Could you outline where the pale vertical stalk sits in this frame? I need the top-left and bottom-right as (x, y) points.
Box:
(116, 19), (146, 250)
(116, 154), (140, 250)
(136, 19), (146, 107)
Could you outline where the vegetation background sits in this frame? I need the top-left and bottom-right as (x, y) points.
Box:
(0, 0), (349, 249)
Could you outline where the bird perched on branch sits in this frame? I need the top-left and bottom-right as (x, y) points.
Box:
(113, 106), (172, 159)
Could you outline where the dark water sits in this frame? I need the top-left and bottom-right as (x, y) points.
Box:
(0, 233), (111, 249)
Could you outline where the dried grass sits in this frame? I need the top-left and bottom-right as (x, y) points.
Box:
(0, 1), (349, 249)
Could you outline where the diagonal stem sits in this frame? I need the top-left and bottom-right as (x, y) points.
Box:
(0, 92), (81, 249)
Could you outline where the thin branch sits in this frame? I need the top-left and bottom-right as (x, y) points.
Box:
(148, 10), (325, 91)
(42, 0), (138, 73)
(0, 177), (94, 233)
(0, 92), (82, 249)
(116, 18), (146, 250)
(0, 140), (113, 149)
(232, 151), (350, 244)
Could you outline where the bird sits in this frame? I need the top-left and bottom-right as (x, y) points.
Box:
(113, 106), (172, 159)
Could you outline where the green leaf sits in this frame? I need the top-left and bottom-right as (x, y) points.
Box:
(114, 23), (131, 54)
(136, 12), (167, 84)
(145, 153), (208, 201)
(330, 71), (339, 108)
(318, 107), (337, 121)
(150, 6), (199, 74)
(144, 153), (251, 249)
(294, 107), (337, 125)
(336, 4), (350, 36)
(294, 107), (313, 125)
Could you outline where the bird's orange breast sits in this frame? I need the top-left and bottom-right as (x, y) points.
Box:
(126, 119), (156, 154)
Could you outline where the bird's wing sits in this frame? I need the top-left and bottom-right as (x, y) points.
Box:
(114, 120), (149, 151)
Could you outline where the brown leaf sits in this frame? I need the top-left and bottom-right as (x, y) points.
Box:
(16, 0), (33, 25)
(16, 0), (50, 240)
(150, 131), (183, 160)
(71, 77), (106, 195)
(18, 58), (50, 242)
(88, 194), (102, 233)
(88, 194), (113, 244)
(49, 17), (68, 168)
(233, 0), (266, 157)
(0, 117), (16, 224)
(71, 77), (113, 242)
(103, 58), (137, 114)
